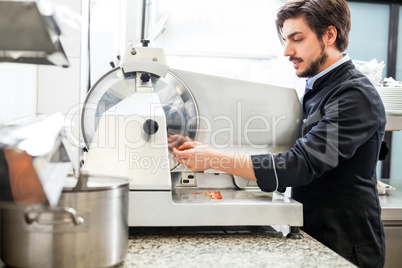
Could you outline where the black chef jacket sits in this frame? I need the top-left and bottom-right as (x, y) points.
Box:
(252, 59), (386, 268)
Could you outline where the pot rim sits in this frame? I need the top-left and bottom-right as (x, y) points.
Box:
(64, 174), (130, 192)
(62, 182), (129, 192)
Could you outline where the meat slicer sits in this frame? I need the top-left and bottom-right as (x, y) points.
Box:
(81, 41), (304, 237)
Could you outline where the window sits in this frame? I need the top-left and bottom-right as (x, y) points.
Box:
(145, 0), (306, 96)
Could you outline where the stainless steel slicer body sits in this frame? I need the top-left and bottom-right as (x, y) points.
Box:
(81, 43), (304, 232)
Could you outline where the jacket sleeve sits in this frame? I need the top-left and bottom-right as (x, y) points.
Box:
(251, 85), (384, 192)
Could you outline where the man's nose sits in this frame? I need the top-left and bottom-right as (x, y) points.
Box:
(283, 43), (294, 57)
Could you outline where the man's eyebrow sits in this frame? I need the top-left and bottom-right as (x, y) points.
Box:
(283, 31), (303, 41)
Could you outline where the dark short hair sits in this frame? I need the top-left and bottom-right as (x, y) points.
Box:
(275, 0), (351, 52)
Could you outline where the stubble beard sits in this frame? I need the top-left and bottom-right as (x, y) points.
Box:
(295, 43), (328, 78)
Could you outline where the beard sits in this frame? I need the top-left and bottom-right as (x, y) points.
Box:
(291, 43), (328, 78)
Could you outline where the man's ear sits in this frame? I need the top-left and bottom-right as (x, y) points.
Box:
(326, 26), (337, 46)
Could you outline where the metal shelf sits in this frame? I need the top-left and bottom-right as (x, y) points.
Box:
(386, 116), (402, 131)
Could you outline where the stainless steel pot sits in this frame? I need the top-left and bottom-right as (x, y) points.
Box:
(0, 173), (129, 268)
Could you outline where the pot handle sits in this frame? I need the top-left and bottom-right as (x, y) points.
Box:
(24, 207), (85, 226)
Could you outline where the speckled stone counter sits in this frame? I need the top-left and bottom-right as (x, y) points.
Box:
(0, 226), (355, 267)
(120, 226), (355, 268)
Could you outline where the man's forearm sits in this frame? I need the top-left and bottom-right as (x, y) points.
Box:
(212, 152), (257, 181)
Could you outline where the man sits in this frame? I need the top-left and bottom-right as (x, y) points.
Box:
(172, 0), (386, 267)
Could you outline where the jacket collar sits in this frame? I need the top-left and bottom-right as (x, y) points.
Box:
(306, 53), (351, 91)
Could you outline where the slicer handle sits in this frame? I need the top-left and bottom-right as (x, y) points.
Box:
(141, 39), (150, 47)
(140, 73), (151, 82)
(143, 119), (159, 135)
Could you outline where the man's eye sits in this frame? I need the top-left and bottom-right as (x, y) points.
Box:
(294, 39), (301, 43)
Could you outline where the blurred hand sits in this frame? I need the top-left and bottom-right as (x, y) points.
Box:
(170, 136), (257, 181)
(172, 141), (217, 171)
(168, 135), (193, 151)
(4, 148), (47, 205)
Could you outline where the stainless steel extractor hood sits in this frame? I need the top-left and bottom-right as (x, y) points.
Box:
(0, 1), (69, 67)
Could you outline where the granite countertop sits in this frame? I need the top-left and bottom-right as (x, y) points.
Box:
(119, 179), (402, 268)
(120, 226), (355, 268)
(0, 226), (356, 268)
(4, 177), (401, 268)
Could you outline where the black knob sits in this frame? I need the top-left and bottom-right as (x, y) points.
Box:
(143, 119), (159, 135)
(141, 39), (150, 47)
(140, 73), (151, 83)
(109, 61), (115, 68)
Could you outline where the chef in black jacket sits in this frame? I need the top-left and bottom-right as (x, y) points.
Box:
(172, 0), (386, 267)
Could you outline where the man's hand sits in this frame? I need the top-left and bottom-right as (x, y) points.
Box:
(172, 141), (215, 171)
(170, 135), (257, 180)
(168, 134), (193, 151)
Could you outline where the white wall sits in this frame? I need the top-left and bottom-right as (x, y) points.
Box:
(0, 63), (37, 125)
(37, 0), (88, 116)
(1, 0), (303, 126)
(89, 0), (143, 86)
(147, 0), (306, 97)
